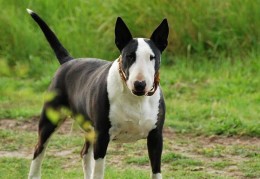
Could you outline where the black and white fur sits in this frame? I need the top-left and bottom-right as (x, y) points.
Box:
(27, 9), (168, 179)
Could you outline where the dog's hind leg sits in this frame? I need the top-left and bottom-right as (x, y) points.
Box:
(28, 109), (57, 178)
(28, 94), (67, 179)
(81, 141), (94, 179)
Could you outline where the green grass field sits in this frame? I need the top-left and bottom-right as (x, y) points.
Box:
(1, 55), (259, 136)
(0, 0), (259, 64)
(1, 55), (259, 178)
(0, 0), (260, 178)
(0, 119), (259, 178)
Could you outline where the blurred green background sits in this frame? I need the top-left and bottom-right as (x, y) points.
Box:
(0, 0), (259, 136)
(1, 0), (259, 65)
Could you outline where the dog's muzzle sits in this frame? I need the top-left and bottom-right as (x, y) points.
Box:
(118, 56), (160, 96)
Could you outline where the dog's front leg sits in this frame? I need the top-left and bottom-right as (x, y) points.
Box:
(93, 131), (110, 179)
(147, 128), (163, 179)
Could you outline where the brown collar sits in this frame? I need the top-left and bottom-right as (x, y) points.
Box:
(117, 56), (160, 96)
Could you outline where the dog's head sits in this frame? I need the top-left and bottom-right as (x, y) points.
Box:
(115, 17), (169, 96)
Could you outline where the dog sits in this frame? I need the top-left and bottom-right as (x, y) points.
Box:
(27, 8), (168, 179)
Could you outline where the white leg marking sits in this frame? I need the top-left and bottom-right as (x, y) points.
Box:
(28, 141), (49, 179)
(93, 158), (106, 179)
(82, 145), (94, 179)
(152, 173), (162, 179)
(28, 152), (44, 179)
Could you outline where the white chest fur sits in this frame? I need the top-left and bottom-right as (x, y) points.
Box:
(107, 61), (161, 143)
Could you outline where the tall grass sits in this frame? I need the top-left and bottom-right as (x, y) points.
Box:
(0, 0), (259, 136)
(0, 0), (259, 66)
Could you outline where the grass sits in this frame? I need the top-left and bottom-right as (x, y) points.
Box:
(0, 155), (149, 179)
(1, 54), (260, 136)
(241, 157), (260, 178)
(1, 54), (259, 177)
(210, 160), (234, 170)
(0, 0), (259, 65)
(0, 1), (260, 178)
(0, 0), (259, 136)
(162, 54), (260, 136)
(0, 158), (30, 179)
(1, 119), (259, 178)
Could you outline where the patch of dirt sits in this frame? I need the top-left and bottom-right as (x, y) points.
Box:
(0, 150), (32, 159)
(0, 118), (38, 131)
(166, 130), (260, 178)
(0, 118), (259, 178)
(0, 117), (76, 134)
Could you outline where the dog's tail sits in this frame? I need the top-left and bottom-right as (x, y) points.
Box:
(26, 9), (73, 65)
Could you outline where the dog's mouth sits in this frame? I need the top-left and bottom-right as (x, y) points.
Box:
(132, 90), (146, 96)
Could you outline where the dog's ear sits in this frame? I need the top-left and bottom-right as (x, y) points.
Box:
(115, 17), (133, 51)
(150, 19), (169, 52)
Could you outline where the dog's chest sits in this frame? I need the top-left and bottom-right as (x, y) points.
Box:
(108, 92), (160, 143)
(106, 61), (161, 143)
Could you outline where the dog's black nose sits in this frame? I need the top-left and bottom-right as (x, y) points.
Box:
(134, 81), (146, 92)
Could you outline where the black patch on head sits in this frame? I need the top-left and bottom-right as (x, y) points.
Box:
(144, 39), (161, 72)
(121, 39), (138, 79)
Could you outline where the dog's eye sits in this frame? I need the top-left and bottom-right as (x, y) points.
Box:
(150, 55), (156, 61)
